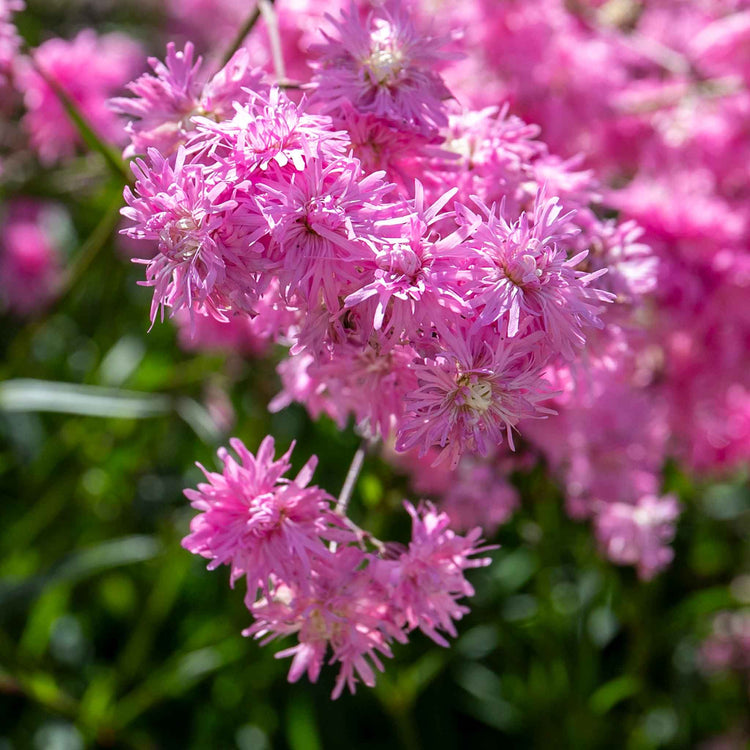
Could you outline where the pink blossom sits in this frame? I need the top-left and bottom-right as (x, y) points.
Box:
(182, 436), (339, 594)
(310, 2), (455, 137)
(343, 183), (478, 340)
(437, 104), (544, 209)
(396, 330), (555, 468)
(257, 155), (393, 309)
(246, 546), (406, 699)
(122, 147), (267, 325)
(189, 86), (347, 180)
(462, 191), (614, 358)
(373, 502), (494, 646)
(0, 0), (23, 92)
(175, 280), (296, 355)
(294, 339), (419, 439)
(439, 458), (520, 535)
(112, 42), (268, 158)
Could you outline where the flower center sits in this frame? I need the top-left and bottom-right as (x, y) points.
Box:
(456, 374), (494, 414)
(162, 215), (203, 260)
(365, 22), (405, 85)
(302, 196), (346, 235)
(376, 243), (421, 276)
(502, 252), (542, 287)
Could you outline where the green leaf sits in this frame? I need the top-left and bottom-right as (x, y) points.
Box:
(589, 675), (641, 715)
(0, 379), (171, 418)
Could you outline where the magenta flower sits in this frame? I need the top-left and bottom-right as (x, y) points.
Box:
(299, 339), (420, 439)
(0, 0), (23, 92)
(344, 183), (479, 339)
(257, 155), (393, 309)
(438, 104), (544, 209)
(310, 2), (454, 136)
(439, 458), (520, 535)
(111, 42), (203, 158)
(190, 87), (347, 180)
(182, 436), (337, 595)
(374, 502), (493, 646)
(175, 279), (295, 355)
(112, 42), (268, 158)
(0, 200), (67, 315)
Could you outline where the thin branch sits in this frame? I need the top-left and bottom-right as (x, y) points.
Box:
(56, 195), (124, 300)
(335, 442), (366, 517)
(259, 0), (286, 82)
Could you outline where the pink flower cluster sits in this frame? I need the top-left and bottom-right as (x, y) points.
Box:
(119, 6), (618, 477)
(183, 437), (491, 697)
(113, 1), (705, 580)
(429, 0), (750, 479)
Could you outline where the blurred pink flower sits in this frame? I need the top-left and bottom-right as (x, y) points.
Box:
(0, 200), (68, 315)
(594, 494), (681, 580)
(17, 29), (142, 164)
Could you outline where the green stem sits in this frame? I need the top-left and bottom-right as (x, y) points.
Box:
(5, 196), (123, 370)
(31, 59), (130, 183)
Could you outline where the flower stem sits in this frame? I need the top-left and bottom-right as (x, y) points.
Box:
(259, 0), (286, 82)
(335, 442), (366, 516)
(31, 60), (130, 182)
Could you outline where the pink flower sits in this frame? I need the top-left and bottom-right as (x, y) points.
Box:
(374, 502), (494, 646)
(594, 494), (681, 580)
(437, 104), (544, 209)
(396, 329), (555, 468)
(462, 191), (614, 359)
(17, 29), (142, 164)
(189, 86), (347, 180)
(294, 338), (419, 439)
(245, 546), (406, 699)
(0, 0), (23, 92)
(182, 436), (338, 595)
(175, 280), (296, 355)
(439, 458), (520, 535)
(257, 155), (393, 309)
(310, 2), (455, 137)
(343, 183), (479, 340)
(122, 147), (267, 325)
(112, 42), (268, 158)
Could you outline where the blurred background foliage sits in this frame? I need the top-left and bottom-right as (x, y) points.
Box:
(1, 1), (749, 749)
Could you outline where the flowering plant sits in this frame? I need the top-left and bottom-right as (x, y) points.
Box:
(0, 0), (747, 741)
